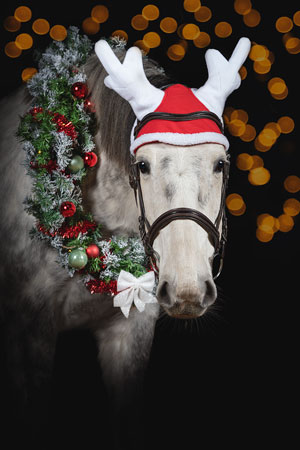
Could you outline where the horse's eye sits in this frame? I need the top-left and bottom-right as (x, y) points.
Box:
(215, 159), (225, 173)
(138, 161), (150, 174)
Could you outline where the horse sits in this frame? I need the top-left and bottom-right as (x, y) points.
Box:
(0, 32), (250, 449)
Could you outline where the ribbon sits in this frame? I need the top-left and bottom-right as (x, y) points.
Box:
(113, 270), (157, 318)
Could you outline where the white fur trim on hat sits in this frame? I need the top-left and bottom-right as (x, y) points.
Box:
(130, 131), (230, 154)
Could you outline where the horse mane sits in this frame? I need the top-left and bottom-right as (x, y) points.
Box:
(84, 45), (173, 173)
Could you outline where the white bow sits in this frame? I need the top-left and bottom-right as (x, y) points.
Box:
(113, 270), (157, 318)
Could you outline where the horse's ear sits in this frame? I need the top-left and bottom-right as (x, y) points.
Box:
(194, 37), (251, 118)
(95, 39), (164, 120)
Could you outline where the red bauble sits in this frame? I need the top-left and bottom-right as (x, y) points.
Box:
(60, 201), (76, 217)
(84, 152), (98, 167)
(86, 244), (100, 259)
(71, 82), (88, 99)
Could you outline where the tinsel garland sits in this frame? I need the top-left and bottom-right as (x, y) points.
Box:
(17, 27), (151, 296)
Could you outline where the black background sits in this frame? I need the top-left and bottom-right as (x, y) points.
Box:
(0, 1), (299, 448)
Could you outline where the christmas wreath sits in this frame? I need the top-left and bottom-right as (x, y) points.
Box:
(17, 27), (153, 299)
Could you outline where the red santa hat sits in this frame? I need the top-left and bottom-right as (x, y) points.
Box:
(95, 38), (251, 155)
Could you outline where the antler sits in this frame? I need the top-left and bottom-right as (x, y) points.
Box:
(95, 40), (164, 120)
(195, 37), (251, 118)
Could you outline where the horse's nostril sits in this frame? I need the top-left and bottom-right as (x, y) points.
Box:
(157, 281), (172, 306)
(201, 279), (217, 308)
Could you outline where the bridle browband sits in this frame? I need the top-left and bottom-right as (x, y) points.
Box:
(129, 110), (230, 280)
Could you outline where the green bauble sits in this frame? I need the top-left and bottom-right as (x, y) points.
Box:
(68, 155), (84, 173)
(68, 248), (88, 269)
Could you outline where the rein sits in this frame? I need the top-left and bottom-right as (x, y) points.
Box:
(129, 113), (230, 279)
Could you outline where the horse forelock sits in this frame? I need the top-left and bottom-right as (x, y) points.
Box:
(84, 47), (172, 174)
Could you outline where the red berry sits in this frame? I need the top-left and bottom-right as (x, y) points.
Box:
(71, 82), (88, 99)
(86, 244), (100, 258)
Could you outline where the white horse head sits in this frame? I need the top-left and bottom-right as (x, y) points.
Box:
(95, 37), (250, 318)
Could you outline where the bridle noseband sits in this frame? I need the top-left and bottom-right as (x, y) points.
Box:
(129, 110), (230, 280)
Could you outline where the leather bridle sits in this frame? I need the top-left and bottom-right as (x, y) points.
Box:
(129, 110), (230, 280)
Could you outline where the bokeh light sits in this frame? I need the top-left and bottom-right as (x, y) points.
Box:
(234, 0), (252, 16)
(236, 153), (253, 171)
(82, 17), (100, 35)
(111, 30), (128, 41)
(193, 32), (211, 48)
(284, 36), (300, 54)
(194, 6), (212, 22)
(50, 25), (67, 41)
(131, 15), (149, 31)
(143, 32), (161, 48)
(183, 0), (201, 13)
(21, 67), (37, 81)
(160, 17), (177, 33)
(293, 11), (300, 26)
(277, 116), (294, 134)
(226, 193), (246, 216)
(3, 16), (21, 32)
(134, 40), (150, 54)
(15, 33), (33, 50)
(275, 16), (293, 33)
(248, 167), (270, 185)
(215, 21), (232, 38)
(243, 9), (261, 27)
(167, 44), (186, 61)
(283, 198), (300, 216)
(182, 23), (200, 40)
(278, 214), (294, 232)
(91, 5), (109, 23)
(142, 5), (160, 21)
(284, 175), (300, 193)
(4, 41), (22, 58)
(256, 227), (274, 242)
(14, 6), (32, 22)
(240, 124), (256, 142)
(32, 19), (50, 35)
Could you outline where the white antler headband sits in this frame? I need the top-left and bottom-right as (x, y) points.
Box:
(95, 37), (250, 121)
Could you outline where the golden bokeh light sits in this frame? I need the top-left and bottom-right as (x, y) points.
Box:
(142, 5), (160, 21)
(236, 153), (253, 171)
(257, 213), (275, 229)
(277, 116), (295, 134)
(167, 44), (186, 61)
(253, 59), (272, 74)
(15, 33), (33, 50)
(284, 175), (300, 193)
(182, 23), (200, 40)
(14, 6), (32, 22)
(239, 65), (247, 80)
(50, 25), (67, 41)
(227, 119), (246, 136)
(226, 193), (245, 211)
(183, 0), (201, 12)
(249, 44), (269, 61)
(230, 203), (246, 216)
(131, 14), (149, 31)
(134, 40), (150, 55)
(285, 37), (300, 54)
(243, 9), (261, 27)
(82, 17), (100, 35)
(193, 32), (211, 48)
(268, 77), (286, 95)
(160, 17), (177, 33)
(275, 16), (293, 33)
(215, 21), (232, 38)
(231, 109), (248, 123)
(32, 19), (50, 35)
(4, 41), (22, 58)
(283, 198), (300, 216)
(251, 155), (264, 169)
(240, 124), (256, 142)
(293, 11), (300, 26)
(248, 167), (271, 185)
(194, 6), (212, 22)
(3, 16), (21, 32)
(234, 0), (252, 15)
(21, 67), (37, 81)
(278, 214), (294, 232)
(111, 30), (128, 41)
(91, 5), (109, 23)
(143, 31), (161, 48)
(256, 227), (274, 242)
